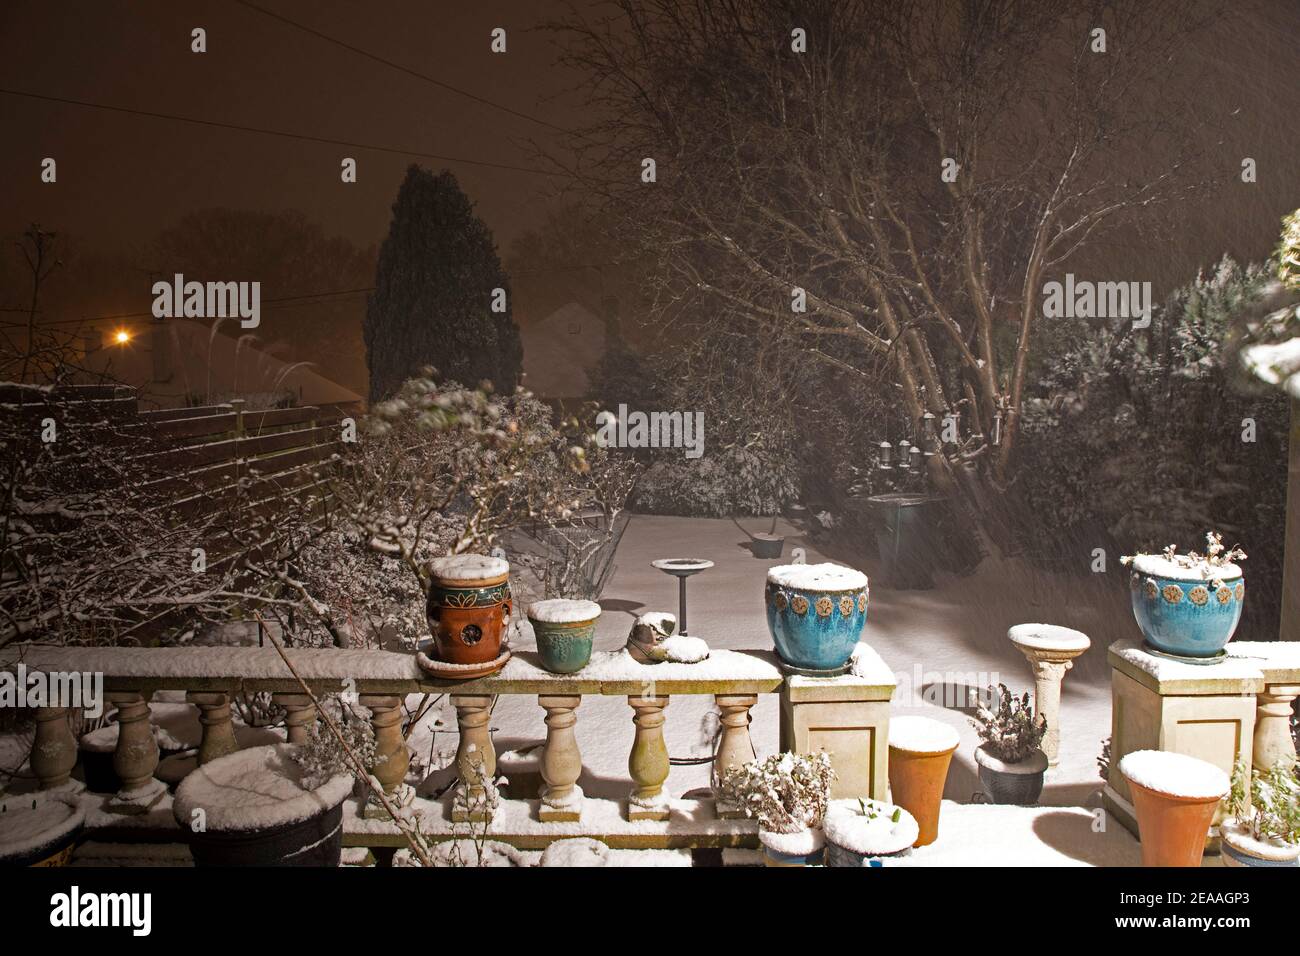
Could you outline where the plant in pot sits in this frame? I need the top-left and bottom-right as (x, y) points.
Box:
(823, 797), (919, 867)
(1220, 759), (1300, 867)
(971, 684), (1049, 805)
(1121, 532), (1247, 661)
(0, 791), (85, 867)
(173, 696), (374, 867)
(718, 751), (835, 866)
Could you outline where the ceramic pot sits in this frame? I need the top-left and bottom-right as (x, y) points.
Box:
(823, 799), (918, 866)
(974, 745), (1048, 806)
(1126, 779), (1224, 867)
(765, 563), (869, 672)
(0, 792), (84, 867)
(887, 717), (959, 847)
(528, 599), (601, 674)
(1128, 562), (1244, 658)
(1219, 821), (1300, 868)
(426, 557), (512, 666)
(759, 828), (825, 867)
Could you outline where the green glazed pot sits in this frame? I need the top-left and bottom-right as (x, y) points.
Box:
(528, 599), (601, 674)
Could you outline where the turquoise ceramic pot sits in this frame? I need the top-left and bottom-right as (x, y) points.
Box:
(765, 580), (869, 671)
(1129, 569), (1244, 658)
(529, 618), (598, 674)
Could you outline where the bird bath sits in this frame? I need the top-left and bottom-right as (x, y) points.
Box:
(650, 558), (714, 635)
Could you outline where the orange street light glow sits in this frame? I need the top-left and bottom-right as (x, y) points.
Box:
(114, 330), (131, 344)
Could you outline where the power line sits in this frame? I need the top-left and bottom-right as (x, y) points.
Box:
(0, 88), (559, 177)
(233, 0), (571, 135)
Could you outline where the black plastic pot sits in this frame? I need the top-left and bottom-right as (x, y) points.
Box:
(187, 801), (345, 867)
(974, 746), (1047, 806)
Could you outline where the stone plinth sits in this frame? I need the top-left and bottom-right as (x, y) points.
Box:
(1104, 639), (1262, 840)
(778, 644), (897, 801)
(1007, 624), (1091, 767)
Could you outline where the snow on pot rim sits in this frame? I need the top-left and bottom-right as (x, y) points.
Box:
(888, 715), (960, 755)
(1006, 623), (1090, 653)
(539, 837), (611, 867)
(823, 799), (918, 856)
(0, 791), (84, 863)
(1128, 554), (1242, 581)
(767, 562), (868, 592)
(1220, 820), (1300, 863)
(526, 598), (602, 624)
(427, 554), (510, 583)
(1117, 749), (1230, 800)
(974, 744), (1049, 775)
(758, 826), (825, 856)
(173, 743), (353, 832)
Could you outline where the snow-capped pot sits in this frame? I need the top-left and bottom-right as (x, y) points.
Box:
(764, 563), (869, 673)
(539, 837), (611, 867)
(1219, 760), (1300, 868)
(1118, 749), (1229, 867)
(1121, 533), (1246, 659)
(717, 751), (835, 868)
(823, 798), (918, 867)
(527, 598), (601, 674)
(0, 791), (84, 867)
(173, 743), (355, 867)
(970, 684), (1048, 805)
(887, 716), (960, 847)
(426, 554), (512, 666)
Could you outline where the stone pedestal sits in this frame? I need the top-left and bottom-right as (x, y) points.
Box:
(1227, 641), (1300, 772)
(1104, 640), (1261, 840)
(538, 695), (584, 822)
(778, 645), (897, 801)
(1007, 624), (1091, 767)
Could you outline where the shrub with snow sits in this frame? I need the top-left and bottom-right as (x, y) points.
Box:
(289, 696), (377, 791)
(1224, 758), (1300, 848)
(971, 684), (1046, 764)
(718, 751), (835, 834)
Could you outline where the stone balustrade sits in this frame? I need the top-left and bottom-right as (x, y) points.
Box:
(1, 642), (898, 850)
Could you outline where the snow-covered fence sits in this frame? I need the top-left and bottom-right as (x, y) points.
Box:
(7, 642), (898, 850)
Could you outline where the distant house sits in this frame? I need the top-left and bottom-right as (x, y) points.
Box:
(520, 302), (607, 400)
(79, 319), (363, 412)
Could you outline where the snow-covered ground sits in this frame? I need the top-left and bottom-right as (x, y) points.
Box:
(468, 513), (1128, 809)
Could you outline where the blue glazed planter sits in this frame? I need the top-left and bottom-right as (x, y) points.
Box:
(765, 580), (869, 671)
(530, 619), (598, 674)
(1129, 569), (1244, 658)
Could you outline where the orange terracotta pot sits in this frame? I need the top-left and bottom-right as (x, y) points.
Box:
(426, 569), (512, 666)
(1127, 779), (1221, 867)
(887, 744), (956, 847)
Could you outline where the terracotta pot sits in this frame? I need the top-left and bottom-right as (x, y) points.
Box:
(1127, 780), (1223, 867)
(426, 563), (512, 666)
(888, 739), (957, 847)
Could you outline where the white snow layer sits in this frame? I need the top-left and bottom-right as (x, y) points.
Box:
(539, 837), (611, 867)
(758, 826), (825, 856)
(766, 562), (868, 591)
(659, 635), (710, 663)
(527, 599), (602, 624)
(823, 799), (919, 856)
(427, 554), (509, 581)
(889, 715), (960, 754)
(1129, 553), (1242, 581)
(1118, 749), (1230, 799)
(173, 743), (354, 831)
(0, 792), (83, 860)
(1007, 623), (1090, 652)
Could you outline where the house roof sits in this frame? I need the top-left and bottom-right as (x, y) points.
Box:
(520, 302), (607, 399)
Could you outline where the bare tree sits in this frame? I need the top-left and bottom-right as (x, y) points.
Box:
(548, 0), (1220, 551)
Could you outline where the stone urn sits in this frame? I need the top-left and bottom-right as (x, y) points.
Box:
(765, 563), (869, 674)
(1127, 554), (1244, 659)
(527, 599), (601, 674)
(426, 555), (512, 666)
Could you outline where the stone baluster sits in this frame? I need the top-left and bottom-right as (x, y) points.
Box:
(359, 694), (414, 818)
(1253, 682), (1300, 772)
(187, 691), (240, 765)
(712, 694), (757, 818)
(273, 693), (318, 745)
(538, 695), (583, 822)
(627, 694), (671, 821)
(451, 695), (497, 822)
(31, 706), (81, 792)
(107, 691), (166, 813)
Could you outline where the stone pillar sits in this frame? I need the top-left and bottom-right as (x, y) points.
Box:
(187, 691), (239, 765)
(273, 693), (317, 745)
(538, 695), (584, 822)
(451, 694), (496, 822)
(778, 645), (897, 801)
(360, 694), (413, 818)
(1253, 684), (1300, 772)
(712, 694), (757, 818)
(107, 692), (166, 813)
(627, 695), (671, 821)
(31, 706), (81, 792)
(1007, 625), (1091, 767)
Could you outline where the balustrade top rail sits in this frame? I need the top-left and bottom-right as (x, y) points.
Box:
(1, 643), (898, 697)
